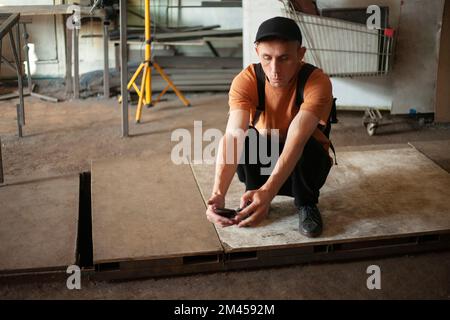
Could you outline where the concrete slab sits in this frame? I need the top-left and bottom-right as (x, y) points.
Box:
(91, 155), (223, 264)
(409, 139), (450, 173)
(191, 146), (450, 252)
(0, 175), (79, 273)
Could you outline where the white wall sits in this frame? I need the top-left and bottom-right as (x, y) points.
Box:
(243, 0), (445, 114)
(77, 20), (115, 76)
(242, 0), (284, 70)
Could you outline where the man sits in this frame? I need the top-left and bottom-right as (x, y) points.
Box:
(205, 16), (334, 238)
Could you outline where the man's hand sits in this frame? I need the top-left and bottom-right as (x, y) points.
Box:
(206, 109), (250, 228)
(205, 193), (235, 227)
(233, 189), (273, 227)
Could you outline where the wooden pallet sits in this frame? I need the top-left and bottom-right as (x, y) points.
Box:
(2, 145), (450, 282)
(90, 232), (450, 281)
(90, 155), (224, 279)
(0, 175), (79, 282)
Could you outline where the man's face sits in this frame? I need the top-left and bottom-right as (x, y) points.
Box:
(255, 39), (306, 88)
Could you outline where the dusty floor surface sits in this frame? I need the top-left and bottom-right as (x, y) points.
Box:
(0, 93), (449, 299)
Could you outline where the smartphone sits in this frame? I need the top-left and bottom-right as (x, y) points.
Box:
(214, 201), (251, 219)
(213, 207), (237, 219)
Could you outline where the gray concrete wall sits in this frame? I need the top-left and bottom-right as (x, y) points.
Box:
(435, 0), (450, 122)
(391, 0), (445, 114)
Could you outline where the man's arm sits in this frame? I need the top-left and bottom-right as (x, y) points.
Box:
(212, 109), (250, 197)
(235, 109), (320, 227)
(205, 109), (250, 227)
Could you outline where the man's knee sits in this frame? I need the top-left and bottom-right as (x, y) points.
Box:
(293, 136), (332, 190)
(236, 164), (246, 183)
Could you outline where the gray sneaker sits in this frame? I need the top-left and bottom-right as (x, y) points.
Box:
(298, 204), (323, 238)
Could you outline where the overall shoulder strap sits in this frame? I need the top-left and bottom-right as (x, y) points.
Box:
(296, 63), (338, 165)
(295, 63), (317, 107)
(253, 63), (266, 127)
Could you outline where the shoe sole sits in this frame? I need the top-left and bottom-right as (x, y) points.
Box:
(299, 229), (322, 238)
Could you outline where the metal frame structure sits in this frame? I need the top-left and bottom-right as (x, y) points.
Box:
(0, 6), (106, 102)
(0, 15), (58, 103)
(0, 14), (25, 132)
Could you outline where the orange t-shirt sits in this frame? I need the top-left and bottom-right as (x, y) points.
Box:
(228, 62), (333, 151)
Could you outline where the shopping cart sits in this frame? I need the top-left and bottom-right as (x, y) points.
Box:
(280, 0), (396, 135)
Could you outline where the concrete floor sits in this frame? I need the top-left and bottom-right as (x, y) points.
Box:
(0, 93), (449, 299)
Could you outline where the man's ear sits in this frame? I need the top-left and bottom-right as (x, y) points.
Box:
(298, 46), (306, 60)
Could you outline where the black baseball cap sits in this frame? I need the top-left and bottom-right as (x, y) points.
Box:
(254, 16), (302, 44)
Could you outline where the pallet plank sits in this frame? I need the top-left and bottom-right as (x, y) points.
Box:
(409, 139), (450, 173)
(191, 146), (450, 252)
(0, 175), (79, 274)
(91, 155), (223, 265)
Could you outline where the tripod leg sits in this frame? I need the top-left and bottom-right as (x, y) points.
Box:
(135, 65), (148, 123)
(127, 62), (144, 90)
(153, 62), (190, 107)
(132, 82), (141, 97)
(155, 85), (170, 104)
(145, 63), (152, 107)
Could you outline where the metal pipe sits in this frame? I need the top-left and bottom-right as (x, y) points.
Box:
(15, 23), (21, 73)
(64, 18), (73, 97)
(120, 0), (128, 137)
(103, 20), (110, 98)
(30, 92), (58, 103)
(16, 104), (23, 138)
(9, 29), (25, 126)
(0, 136), (3, 184)
(73, 27), (80, 99)
(0, 35), (2, 75)
(145, 0), (152, 107)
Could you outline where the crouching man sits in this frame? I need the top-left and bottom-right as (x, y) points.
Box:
(205, 17), (334, 238)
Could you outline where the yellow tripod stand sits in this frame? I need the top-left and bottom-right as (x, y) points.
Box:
(127, 0), (190, 123)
